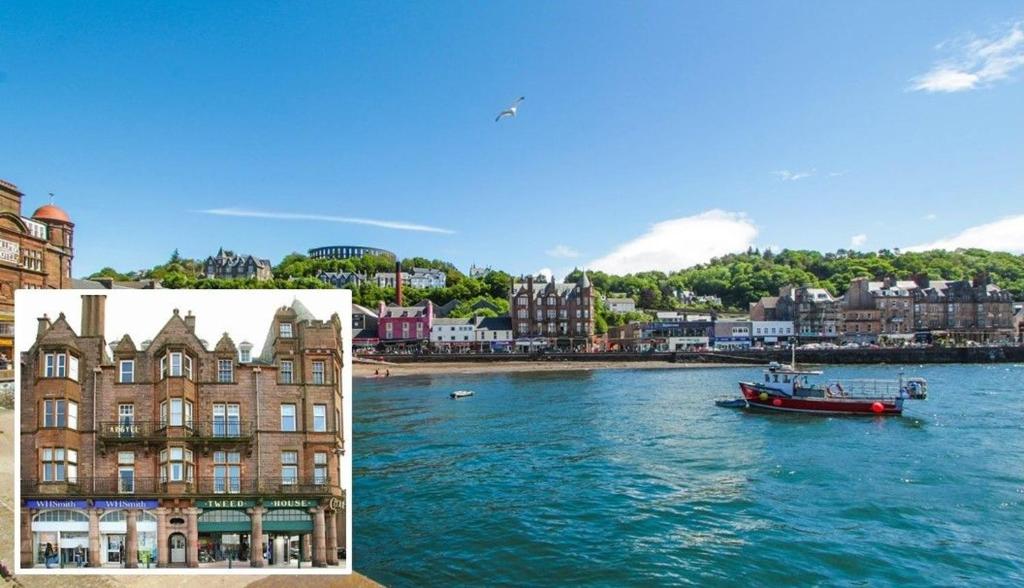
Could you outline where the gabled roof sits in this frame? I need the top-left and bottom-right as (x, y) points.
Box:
(477, 316), (512, 330)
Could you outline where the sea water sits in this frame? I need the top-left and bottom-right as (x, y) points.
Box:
(354, 365), (1024, 586)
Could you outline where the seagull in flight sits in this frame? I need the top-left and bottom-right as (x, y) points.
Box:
(495, 96), (525, 122)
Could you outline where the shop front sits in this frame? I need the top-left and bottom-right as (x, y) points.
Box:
(27, 500), (90, 568)
(194, 498), (319, 567)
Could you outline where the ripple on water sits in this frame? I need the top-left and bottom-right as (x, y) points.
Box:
(355, 365), (1024, 587)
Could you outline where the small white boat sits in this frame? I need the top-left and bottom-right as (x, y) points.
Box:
(450, 390), (474, 399)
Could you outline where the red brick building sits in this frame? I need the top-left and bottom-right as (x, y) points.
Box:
(509, 273), (594, 349)
(20, 295), (346, 570)
(0, 178), (75, 369)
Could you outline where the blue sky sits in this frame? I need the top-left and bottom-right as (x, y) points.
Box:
(1, 1), (1022, 278)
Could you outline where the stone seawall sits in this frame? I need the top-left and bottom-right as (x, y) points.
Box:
(370, 346), (1024, 365)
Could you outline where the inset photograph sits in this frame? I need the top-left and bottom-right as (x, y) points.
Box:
(13, 289), (351, 574)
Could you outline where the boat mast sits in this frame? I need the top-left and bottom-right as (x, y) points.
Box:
(790, 336), (796, 369)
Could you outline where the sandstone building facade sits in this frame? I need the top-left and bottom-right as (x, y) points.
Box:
(20, 295), (346, 569)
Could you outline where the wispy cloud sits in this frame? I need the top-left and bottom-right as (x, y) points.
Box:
(772, 169), (814, 181)
(589, 210), (758, 274)
(911, 21), (1024, 92)
(850, 233), (868, 248)
(907, 214), (1024, 252)
(197, 207), (455, 234)
(545, 244), (580, 259)
(923, 213), (938, 221)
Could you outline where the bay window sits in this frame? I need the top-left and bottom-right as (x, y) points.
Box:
(314, 452), (328, 485)
(41, 399), (77, 429)
(160, 447), (194, 483)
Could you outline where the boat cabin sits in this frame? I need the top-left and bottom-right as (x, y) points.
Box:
(760, 362), (823, 397)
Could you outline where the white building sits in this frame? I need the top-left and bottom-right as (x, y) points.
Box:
(605, 297), (636, 313)
(430, 316), (514, 350)
(751, 321), (795, 345)
(654, 311), (712, 323)
(374, 267), (447, 289)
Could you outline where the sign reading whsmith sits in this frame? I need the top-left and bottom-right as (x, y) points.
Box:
(26, 499), (87, 509)
(95, 499), (159, 509)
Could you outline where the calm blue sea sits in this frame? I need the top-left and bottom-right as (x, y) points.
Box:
(354, 365), (1024, 587)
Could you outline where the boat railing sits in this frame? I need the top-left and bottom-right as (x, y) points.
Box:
(815, 379), (905, 399)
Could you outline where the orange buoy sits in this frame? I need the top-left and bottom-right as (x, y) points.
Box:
(871, 402), (884, 414)
(772, 398), (782, 407)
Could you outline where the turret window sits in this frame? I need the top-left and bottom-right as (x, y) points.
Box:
(42, 399), (77, 430)
(43, 352), (77, 379)
(280, 323), (293, 338)
(41, 448), (77, 483)
(312, 361), (325, 384)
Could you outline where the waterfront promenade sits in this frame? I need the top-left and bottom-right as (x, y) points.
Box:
(360, 345), (1024, 371)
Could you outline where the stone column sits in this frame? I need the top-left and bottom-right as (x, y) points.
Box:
(325, 509), (338, 566)
(88, 508), (102, 567)
(310, 506), (327, 567)
(185, 507), (200, 568)
(125, 509), (139, 568)
(154, 507), (168, 567)
(21, 509), (35, 568)
(302, 533), (311, 561)
(247, 506), (265, 568)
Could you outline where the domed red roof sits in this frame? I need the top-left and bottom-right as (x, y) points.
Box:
(32, 204), (72, 224)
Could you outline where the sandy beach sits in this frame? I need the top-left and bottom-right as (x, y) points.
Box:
(353, 359), (751, 378)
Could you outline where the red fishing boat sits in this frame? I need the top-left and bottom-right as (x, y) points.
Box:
(723, 356), (927, 415)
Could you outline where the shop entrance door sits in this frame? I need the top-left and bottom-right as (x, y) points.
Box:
(169, 533), (186, 564)
(106, 534), (125, 564)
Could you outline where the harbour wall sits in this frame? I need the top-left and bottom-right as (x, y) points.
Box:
(369, 346), (1024, 365)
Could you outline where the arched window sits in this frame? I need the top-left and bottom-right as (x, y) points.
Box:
(100, 510), (126, 522)
(33, 509), (88, 523)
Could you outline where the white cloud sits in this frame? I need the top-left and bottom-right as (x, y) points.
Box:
(589, 210), (758, 274)
(907, 214), (1024, 252)
(545, 244), (580, 258)
(911, 21), (1024, 92)
(197, 207), (455, 234)
(923, 213), (938, 221)
(772, 169), (814, 181)
(534, 267), (554, 282)
(850, 234), (868, 247)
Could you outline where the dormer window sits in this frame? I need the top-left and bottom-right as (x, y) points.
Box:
(119, 360), (134, 384)
(239, 348), (251, 363)
(280, 323), (293, 338)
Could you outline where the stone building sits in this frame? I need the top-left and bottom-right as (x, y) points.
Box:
(912, 276), (1015, 341)
(509, 274), (594, 348)
(774, 285), (842, 340)
(308, 245), (395, 262)
(20, 295), (346, 569)
(842, 277), (916, 343)
(203, 249), (273, 281)
(0, 179), (75, 368)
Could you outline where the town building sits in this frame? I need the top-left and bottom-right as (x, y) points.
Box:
(606, 318), (714, 352)
(72, 278), (162, 290)
(203, 249), (273, 281)
(468, 264), (493, 279)
(371, 268), (447, 290)
(749, 296), (780, 322)
(604, 297), (636, 314)
(308, 245), (396, 262)
(1014, 304), (1023, 343)
(654, 311), (713, 323)
(20, 295), (346, 569)
(676, 290), (722, 307)
(0, 179), (75, 372)
(712, 320), (752, 349)
(911, 276), (1016, 342)
(428, 316), (514, 352)
(509, 274), (594, 349)
(351, 304), (380, 350)
(750, 321), (795, 346)
(774, 286), (842, 340)
(316, 271), (365, 289)
(843, 277), (916, 343)
(430, 318), (477, 350)
(376, 301), (433, 346)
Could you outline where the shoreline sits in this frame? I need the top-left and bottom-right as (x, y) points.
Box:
(354, 360), (756, 377)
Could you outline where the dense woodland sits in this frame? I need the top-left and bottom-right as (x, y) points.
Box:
(89, 248), (1024, 334)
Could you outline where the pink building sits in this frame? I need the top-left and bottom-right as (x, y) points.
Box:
(377, 300), (433, 344)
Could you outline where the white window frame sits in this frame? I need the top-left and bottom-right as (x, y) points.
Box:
(119, 360), (134, 383)
(280, 404), (296, 431)
(313, 404), (327, 432)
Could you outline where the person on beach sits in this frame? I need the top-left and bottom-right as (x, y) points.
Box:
(386, 369), (390, 377)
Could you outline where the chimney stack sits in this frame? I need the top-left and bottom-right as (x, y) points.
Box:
(185, 311), (196, 333)
(81, 295), (106, 338)
(395, 261), (404, 307)
(37, 314), (51, 339)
